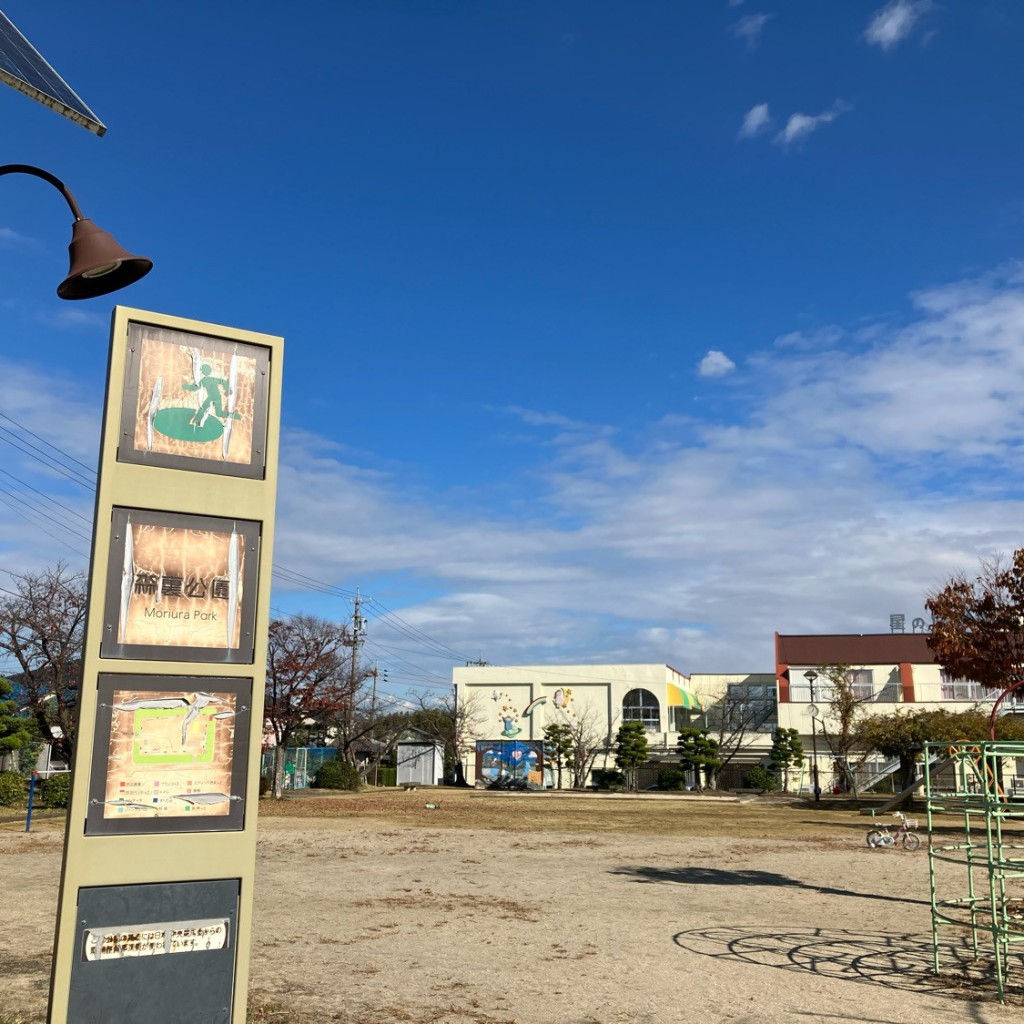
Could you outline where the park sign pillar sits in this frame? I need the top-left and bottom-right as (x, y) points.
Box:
(48, 307), (283, 1024)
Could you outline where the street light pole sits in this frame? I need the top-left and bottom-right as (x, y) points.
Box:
(804, 669), (821, 802)
(0, 163), (151, 298)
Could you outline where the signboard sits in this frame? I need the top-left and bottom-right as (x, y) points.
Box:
(49, 308), (282, 1024)
(86, 675), (250, 836)
(101, 508), (260, 663)
(118, 323), (270, 478)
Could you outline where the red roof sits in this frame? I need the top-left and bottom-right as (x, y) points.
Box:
(776, 633), (936, 666)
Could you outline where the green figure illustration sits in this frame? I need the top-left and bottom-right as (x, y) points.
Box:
(149, 354), (245, 446)
(182, 365), (240, 426)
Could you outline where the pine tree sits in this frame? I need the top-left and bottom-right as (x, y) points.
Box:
(614, 722), (650, 791)
(676, 727), (723, 791)
(768, 728), (804, 793)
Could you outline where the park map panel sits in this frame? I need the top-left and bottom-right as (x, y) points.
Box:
(98, 688), (240, 820)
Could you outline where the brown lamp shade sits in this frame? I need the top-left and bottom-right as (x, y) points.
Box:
(58, 217), (153, 300)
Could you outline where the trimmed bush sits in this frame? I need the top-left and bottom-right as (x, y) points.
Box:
(0, 770), (26, 807)
(259, 775), (271, 797)
(312, 758), (360, 791)
(657, 766), (688, 791)
(743, 766), (778, 793)
(591, 768), (626, 791)
(41, 772), (72, 808)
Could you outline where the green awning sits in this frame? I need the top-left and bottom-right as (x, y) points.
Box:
(667, 683), (702, 711)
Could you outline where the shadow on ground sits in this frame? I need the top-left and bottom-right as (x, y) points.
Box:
(672, 924), (1024, 1009)
(609, 864), (930, 906)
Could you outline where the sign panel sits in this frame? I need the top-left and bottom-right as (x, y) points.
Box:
(118, 323), (270, 479)
(101, 509), (259, 663)
(86, 675), (250, 836)
(68, 880), (239, 1024)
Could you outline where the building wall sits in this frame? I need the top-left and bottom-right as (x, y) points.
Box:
(453, 637), (1003, 792)
(453, 664), (694, 785)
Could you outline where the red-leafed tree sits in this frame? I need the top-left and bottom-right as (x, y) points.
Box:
(264, 614), (354, 798)
(0, 563), (86, 760)
(926, 551), (1024, 697)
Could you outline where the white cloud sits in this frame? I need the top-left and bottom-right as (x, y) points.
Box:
(36, 308), (108, 331)
(698, 351), (736, 378)
(10, 267), (1024, 679)
(737, 103), (771, 140)
(864, 0), (932, 51)
(0, 227), (40, 251)
(774, 100), (850, 147)
(730, 13), (774, 50)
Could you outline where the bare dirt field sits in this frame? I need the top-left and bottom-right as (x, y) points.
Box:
(4, 790), (1024, 1024)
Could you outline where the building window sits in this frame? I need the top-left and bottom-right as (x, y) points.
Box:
(724, 683), (777, 731)
(790, 670), (873, 702)
(847, 669), (874, 701)
(939, 671), (986, 702)
(623, 688), (660, 730)
(669, 706), (701, 732)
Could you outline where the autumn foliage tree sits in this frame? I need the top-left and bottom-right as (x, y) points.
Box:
(264, 614), (353, 798)
(926, 551), (1024, 698)
(0, 563), (86, 760)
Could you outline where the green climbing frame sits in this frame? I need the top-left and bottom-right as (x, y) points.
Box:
(924, 740), (1024, 1001)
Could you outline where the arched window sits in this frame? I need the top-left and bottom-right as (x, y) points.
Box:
(623, 688), (660, 730)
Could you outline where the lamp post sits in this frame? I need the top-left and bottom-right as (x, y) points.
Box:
(0, 163), (151, 298)
(804, 669), (821, 802)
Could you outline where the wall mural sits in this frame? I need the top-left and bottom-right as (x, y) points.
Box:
(475, 740), (542, 782)
(492, 686), (576, 739)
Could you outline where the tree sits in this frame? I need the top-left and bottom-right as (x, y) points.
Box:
(543, 722), (574, 790)
(813, 664), (870, 794)
(850, 707), (1024, 803)
(614, 722), (649, 791)
(567, 701), (611, 789)
(0, 563), (86, 760)
(854, 710), (933, 798)
(927, 551), (1024, 697)
(264, 614), (353, 798)
(675, 727), (722, 792)
(768, 728), (804, 793)
(0, 677), (35, 771)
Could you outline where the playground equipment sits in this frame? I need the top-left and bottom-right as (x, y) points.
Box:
(924, 740), (1024, 1002)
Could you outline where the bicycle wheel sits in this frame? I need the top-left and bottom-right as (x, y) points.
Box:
(902, 832), (922, 851)
(866, 830), (883, 847)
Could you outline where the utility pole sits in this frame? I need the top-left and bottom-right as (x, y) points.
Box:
(343, 589), (367, 764)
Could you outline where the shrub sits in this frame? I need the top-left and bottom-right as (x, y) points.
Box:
(41, 772), (72, 808)
(0, 770), (25, 807)
(312, 758), (360, 791)
(657, 766), (688, 791)
(591, 768), (626, 791)
(743, 766), (778, 793)
(259, 775), (271, 797)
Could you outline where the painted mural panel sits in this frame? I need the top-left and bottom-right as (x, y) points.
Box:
(118, 323), (270, 478)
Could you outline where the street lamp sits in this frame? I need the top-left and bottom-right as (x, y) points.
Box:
(0, 163), (152, 299)
(804, 669), (821, 802)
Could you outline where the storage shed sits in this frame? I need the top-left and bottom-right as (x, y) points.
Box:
(396, 728), (445, 787)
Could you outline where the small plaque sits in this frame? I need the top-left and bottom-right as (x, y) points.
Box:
(84, 918), (229, 960)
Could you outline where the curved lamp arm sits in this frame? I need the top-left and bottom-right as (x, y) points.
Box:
(0, 163), (152, 300)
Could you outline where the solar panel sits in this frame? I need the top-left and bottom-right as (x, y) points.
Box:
(0, 10), (105, 135)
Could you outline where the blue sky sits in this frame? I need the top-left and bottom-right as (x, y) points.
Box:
(2, 1), (1024, 695)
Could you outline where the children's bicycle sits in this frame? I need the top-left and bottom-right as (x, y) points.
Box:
(866, 810), (921, 850)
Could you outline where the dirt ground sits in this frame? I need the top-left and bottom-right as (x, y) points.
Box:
(4, 790), (1024, 1024)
